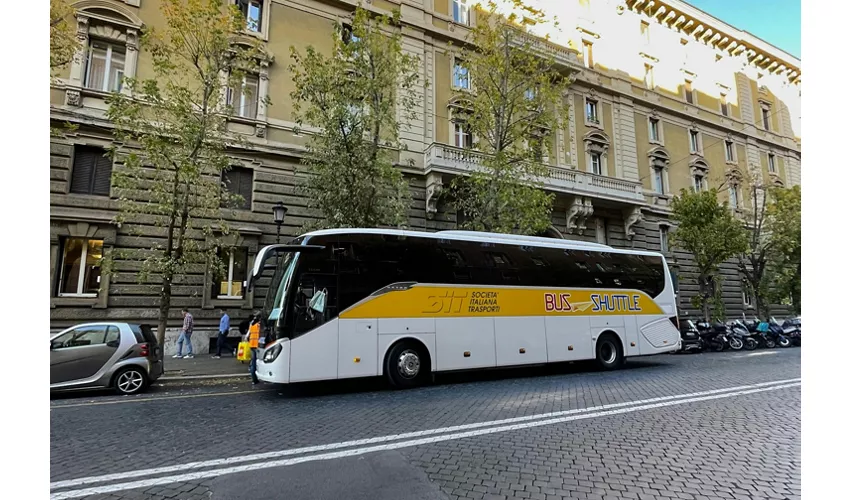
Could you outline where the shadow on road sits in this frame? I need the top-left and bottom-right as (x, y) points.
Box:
(271, 355), (673, 400)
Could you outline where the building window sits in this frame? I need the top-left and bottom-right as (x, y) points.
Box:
(582, 40), (593, 68)
(762, 107), (771, 131)
(596, 218), (607, 245)
(649, 118), (660, 143)
(720, 93), (729, 116)
(214, 248), (248, 299)
(585, 99), (599, 125)
(640, 21), (650, 42)
(222, 166), (254, 210)
(725, 140), (735, 162)
(84, 40), (126, 93)
(58, 239), (104, 297)
(729, 184), (740, 209)
(684, 80), (694, 104)
(70, 146), (113, 196)
(659, 226), (669, 253)
(228, 74), (260, 119)
(768, 153), (777, 173)
(453, 59), (470, 90)
(693, 173), (706, 192)
(653, 167), (665, 194)
(644, 64), (654, 89)
(237, 0), (263, 33)
(452, 0), (469, 25)
(453, 120), (473, 149)
(590, 152), (603, 175)
(689, 130), (701, 154)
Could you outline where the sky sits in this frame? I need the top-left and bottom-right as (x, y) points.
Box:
(684, 0), (801, 58)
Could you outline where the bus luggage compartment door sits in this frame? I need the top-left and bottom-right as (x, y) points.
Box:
(338, 319), (378, 379)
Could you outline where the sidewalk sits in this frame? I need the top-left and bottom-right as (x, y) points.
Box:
(161, 353), (250, 381)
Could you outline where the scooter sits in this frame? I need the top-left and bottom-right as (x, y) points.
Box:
(695, 321), (729, 352)
(764, 319), (792, 348)
(679, 320), (703, 353)
(728, 320), (758, 350)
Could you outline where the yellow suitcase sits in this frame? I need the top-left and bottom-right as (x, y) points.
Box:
(236, 341), (251, 363)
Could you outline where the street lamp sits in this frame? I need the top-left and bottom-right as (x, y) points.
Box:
(272, 202), (288, 244)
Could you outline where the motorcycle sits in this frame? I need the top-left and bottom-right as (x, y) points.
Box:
(695, 321), (729, 352)
(772, 317), (799, 347)
(764, 319), (792, 348)
(679, 320), (703, 353)
(744, 319), (776, 349)
(728, 320), (758, 350)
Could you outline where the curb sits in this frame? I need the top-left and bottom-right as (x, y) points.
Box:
(159, 373), (250, 382)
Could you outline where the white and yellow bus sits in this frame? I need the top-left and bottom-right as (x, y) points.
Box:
(247, 228), (681, 389)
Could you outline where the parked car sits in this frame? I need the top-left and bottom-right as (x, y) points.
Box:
(50, 323), (163, 395)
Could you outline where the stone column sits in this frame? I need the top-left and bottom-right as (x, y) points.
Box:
(65, 15), (90, 106)
(121, 28), (139, 96)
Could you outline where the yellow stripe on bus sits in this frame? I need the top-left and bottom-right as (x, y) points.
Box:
(339, 285), (665, 319)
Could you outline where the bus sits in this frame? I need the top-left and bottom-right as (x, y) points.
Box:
(246, 228), (681, 389)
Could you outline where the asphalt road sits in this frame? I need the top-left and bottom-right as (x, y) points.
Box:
(50, 349), (801, 500)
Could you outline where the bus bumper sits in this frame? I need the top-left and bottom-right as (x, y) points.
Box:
(257, 339), (290, 384)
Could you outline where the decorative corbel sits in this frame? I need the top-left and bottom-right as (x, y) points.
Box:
(623, 207), (644, 240)
(577, 199), (594, 234)
(425, 172), (443, 220)
(565, 197), (583, 234)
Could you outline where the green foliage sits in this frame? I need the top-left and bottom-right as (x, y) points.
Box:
(106, 0), (264, 342)
(50, 0), (78, 72)
(448, 0), (571, 234)
(765, 185), (801, 314)
(670, 188), (747, 320)
(289, 5), (422, 229)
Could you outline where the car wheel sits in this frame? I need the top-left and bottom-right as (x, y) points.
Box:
(385, 340), (430, 389)
(113, 367), (148, 395)
(595, 333), (624, 370)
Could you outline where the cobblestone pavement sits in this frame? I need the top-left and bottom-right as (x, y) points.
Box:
(50, 349), (801, 500)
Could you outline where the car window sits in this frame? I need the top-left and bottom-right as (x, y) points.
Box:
(105, 326), (121, 345)
(53, 325), (109, 349)
(129, 324), (145, 343)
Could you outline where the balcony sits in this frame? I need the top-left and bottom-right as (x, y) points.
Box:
(424, 143), (646, 205)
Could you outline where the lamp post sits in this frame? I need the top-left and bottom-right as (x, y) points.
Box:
(272, 202), (288, 244)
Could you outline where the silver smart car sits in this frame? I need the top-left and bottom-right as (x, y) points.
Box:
(50, 323), (164, 395)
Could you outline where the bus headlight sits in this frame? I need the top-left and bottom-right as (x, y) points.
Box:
(263, 343), (283, 363)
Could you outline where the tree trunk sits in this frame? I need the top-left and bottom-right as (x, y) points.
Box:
(156, 276), (172, 348)
(699, 274), (711, 321)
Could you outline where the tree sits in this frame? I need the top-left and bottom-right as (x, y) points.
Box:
(669, 188), (748, 321)
(289, 5), (422, 229)
(50, 0), (79, 73)
(106, 0), (263, 345)
(736, 180), (776, 318)
(448, 0), (572, 234)
(766, 185), (801, 314)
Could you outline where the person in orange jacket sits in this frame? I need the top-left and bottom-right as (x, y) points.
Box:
(247, 312), (261, 385)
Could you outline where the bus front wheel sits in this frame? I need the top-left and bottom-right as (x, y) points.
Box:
(385, 340), (431, 389)
(595, 333), (624, 370)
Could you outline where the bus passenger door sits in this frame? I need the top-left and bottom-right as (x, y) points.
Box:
(338, 319), (378, 378)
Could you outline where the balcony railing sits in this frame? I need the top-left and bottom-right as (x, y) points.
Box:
(424, 143), (645, 204)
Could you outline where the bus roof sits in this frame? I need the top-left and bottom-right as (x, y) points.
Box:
(297, 228), (666, 259)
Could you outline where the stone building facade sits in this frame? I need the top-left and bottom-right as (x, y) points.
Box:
(49, 0), (801, 345)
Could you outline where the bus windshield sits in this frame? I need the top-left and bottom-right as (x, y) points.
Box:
(264, 252), (298, 326)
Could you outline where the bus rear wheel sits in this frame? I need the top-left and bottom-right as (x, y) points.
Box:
(595, 333), (624, 370)
(385, 340), (430, 389)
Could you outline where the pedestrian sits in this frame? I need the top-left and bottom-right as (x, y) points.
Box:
(248, 312), (261, 385)
(213, 309), (231, 358)
(173, 308), (194, 359)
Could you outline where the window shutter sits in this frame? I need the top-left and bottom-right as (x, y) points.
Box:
(70, 149), (96, 194)
(238, 168), (253, 209)
(92, 153), (113, 196)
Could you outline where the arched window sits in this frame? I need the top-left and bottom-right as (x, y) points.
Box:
(65, 1), (143, 105)
(647, 146), (670, 195)
(689, 158), (710, 192)
(583, 130), (610, 176)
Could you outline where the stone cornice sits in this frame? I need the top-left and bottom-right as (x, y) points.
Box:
(627, 0), (800, 84)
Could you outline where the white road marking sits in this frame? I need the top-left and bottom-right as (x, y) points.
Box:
(50, 378), (800, 496)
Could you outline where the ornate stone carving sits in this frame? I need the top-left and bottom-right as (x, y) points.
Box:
(255, 123), (266, 138)
(65, 89), (82, 107)
(623, 207), (643, 240)
(566, 197), (594, 234)
(425, 172), (443, 219)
